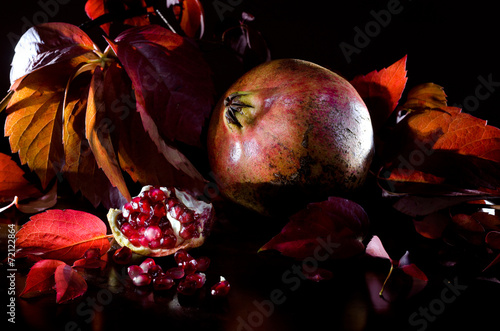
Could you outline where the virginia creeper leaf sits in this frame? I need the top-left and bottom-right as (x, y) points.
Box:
(85, 64), (131, 202)
(259, 197), (369, 260)
(167, 0), (205, 38)
(20, 259), (66, 298)
(85, 0), (111, 35)
(109, 24), (214, 147)
(62, 67), (126, 208)
(378, 83), (500, 212)
(15, 209), (111, 263)
(10, 23), (98, 88)
(0, 153), (40, 202)
(54, 264), (88, 303)
(5, 70), (66, 189)
(5, 23), (100, 189)
(351, 55), (408, 132)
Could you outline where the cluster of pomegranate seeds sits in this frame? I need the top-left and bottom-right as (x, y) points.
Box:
(126, 249), (230, 297)
(117, 187), (201, 250)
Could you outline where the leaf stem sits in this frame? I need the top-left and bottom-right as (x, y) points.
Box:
(379, 263), (394, 298)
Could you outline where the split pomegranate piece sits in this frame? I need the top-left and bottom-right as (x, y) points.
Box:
(107, 185), (214, 257)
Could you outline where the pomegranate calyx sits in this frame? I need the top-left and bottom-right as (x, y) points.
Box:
(224, 92), (255, 128)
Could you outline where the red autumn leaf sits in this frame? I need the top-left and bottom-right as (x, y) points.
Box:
(0, 153), (40, 202)
(15, 209), (111, 263)
(54, 264), (88, 303)
(85, 0), (110, 35)
(259, 197), (369, 260)
(366, 236), (427, 300)
(350, 55), (408, 132)
(108, 24), (214, 147)
(85, 0), (151, 35)
(167, 0), (205, 38)
(20, 259), (66, 298)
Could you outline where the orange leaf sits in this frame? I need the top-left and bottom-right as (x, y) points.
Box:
(6, 23), (100, 189)
(15, 209), (111, 263)
(85, 66), (131, 202)
(63, 64), (128, 207)
(0, 153), (40, 202)
(351, 55), (408, 131)
(54, 264), (88, 303)
(5, 71), (66, 189)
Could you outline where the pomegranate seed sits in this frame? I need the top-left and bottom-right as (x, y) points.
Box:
(136, 214), (149, 228)
(148, 187), (166, 202)
(147, 264), (164, 278)
(177, 278), (198, 295)
(139, 197), (152, 213)
(162, 235), (177, 248)
(153, 275), (175, 290)
(149, 240), (161, 249)
(120, 222), (135, 236)
(144, 226), (162, 242)
(128, 234), (141, 247)
(153, 203), (166, 217)
(178, 210), (194, 224)
(186, 273), (206, 289)
(179, 223), (198, 239)
(166, 197), (178, 209)
(128, 265), (144, 279)
(169, 206), (182, 219)
(133, 273), (152, 287)
(113, 247), (132, 264)
(174, 249), (193, 264)
(140, 258), (156, 273)
(83, 248), (100, 260)
(165, 266), (185, 279)
(196, 256), (210, 272)
(211, 277), (230, 297)
(139, 236), (149, 247)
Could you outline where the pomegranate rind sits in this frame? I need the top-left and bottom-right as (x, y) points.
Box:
(207, 58), (375, 216)
(107, 186), (215, 257)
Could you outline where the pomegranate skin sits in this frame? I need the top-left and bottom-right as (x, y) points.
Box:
(207, 59), (374, 216)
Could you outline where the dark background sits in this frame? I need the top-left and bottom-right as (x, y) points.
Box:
(2, 0), (500, 125)
(1, 1), (500, 331)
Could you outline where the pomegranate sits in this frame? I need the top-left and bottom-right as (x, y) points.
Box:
(207, 58), (374, 215)
(107, 185), (214, 257)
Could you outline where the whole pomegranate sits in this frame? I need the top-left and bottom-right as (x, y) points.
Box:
(207, 59), (374, 216)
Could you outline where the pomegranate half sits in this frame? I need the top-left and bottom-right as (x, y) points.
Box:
(107, 185), (214, 257)
(207, 59), (374, 216)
